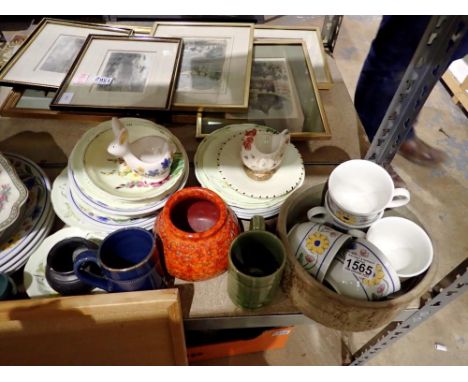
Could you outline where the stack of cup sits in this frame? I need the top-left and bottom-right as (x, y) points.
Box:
(288, 160), (433, 301)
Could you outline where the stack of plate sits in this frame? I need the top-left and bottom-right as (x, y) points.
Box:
(0, 153), (53, 274)
(51, 118), (189, 233)
(195, 124), (305, 219)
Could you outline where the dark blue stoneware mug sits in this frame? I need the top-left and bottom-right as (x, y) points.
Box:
(73, 227), (163, 292)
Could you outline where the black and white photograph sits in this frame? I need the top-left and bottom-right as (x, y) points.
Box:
(178, 38), (228, 92)
(38, 34), (86, 73)
(97, 50), (149, 92)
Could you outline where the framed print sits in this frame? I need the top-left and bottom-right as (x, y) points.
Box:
(0, 18), (133, 90)
(50, 35), (183, 112)
(254, 25), (333, 89)
(196, 39), (331, 140)
(0, 88), (112, 121)
(152, 22), (254, 111)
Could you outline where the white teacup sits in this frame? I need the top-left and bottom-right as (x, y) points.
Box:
(328, 160), (410, 223)
(366, 217), (433, 279)
(325, 238), (401, 301)
(307, 194), (384, 231)
(288, 222), (352, 282)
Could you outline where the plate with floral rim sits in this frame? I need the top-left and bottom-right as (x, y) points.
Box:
(0, 152), (28, 233)
(0, 153), (51, 265)
(71, 118), (186, 202)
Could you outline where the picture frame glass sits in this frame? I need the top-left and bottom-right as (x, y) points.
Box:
(254, 27), (332, 89)
(0, 20), (131, 88)
(199, 42), (329, 139)
(153, 23), (253, 109)
(52, 37), (181, 110)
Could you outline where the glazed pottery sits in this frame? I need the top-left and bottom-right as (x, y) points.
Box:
(366, 217), (433, 279)
(241, 128), (289, 180)
(227, 215), (286, 309)
(24, 227), (106, 298)
(73, 227), (163, 292)
(155, 187), (240, 281)
(0, 153), (53, 275)
(107, 117), (176, 180)
(70, 118), (186, 202)
(218, 130), (304, 198)
(45, 237), (99, 295)
(328, 159), (410, 219)
(194, 124), (304, 219)
(0, 274), (17, 300)
(325, 238), (401, 301)
(0, 153), (28, 233)
(307, 195), (384, 231)
(288, 222), (352, 282)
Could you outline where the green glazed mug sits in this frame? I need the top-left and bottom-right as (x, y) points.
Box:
(227, 215), (286, 309)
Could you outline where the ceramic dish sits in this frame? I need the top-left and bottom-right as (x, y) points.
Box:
(0, 153), (52, 273)
(70, 118), (187, 202)
(0, 206), (54, 274)
(0, 153), (28, 233)
(194, 124), (300, 218)
(217, 130), (304, 199)
(24, 227), (105, 298)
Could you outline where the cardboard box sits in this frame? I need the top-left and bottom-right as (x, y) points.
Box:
(187, 327), (294, 362)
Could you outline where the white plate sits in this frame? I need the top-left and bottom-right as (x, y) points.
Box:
(71, 118), (187, 202)
(217, 131), (304, 199)
(23, 227), (105, 298)
(195, 124), (294, 210)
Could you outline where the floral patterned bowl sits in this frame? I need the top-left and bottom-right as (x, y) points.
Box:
(0, 153), (28, 234)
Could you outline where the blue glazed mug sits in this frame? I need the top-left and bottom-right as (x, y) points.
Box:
(73, 228), (163, 292)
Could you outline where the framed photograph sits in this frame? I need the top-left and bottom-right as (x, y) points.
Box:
(196, 39), (331, 140)
(50, 35), (183, 112)
(152, 22), (254, 111)
(254, 25), (333, 89)
(0, 18), (133, 90)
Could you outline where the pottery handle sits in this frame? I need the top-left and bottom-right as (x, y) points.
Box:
(307, 206), (329, 224)
(387, 188), (411, 209)
(73, 250), (109, 291)
(250, 215), (265, 232)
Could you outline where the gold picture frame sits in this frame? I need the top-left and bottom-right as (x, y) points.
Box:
(0, 88), (113, 121)
(0, 18), (133, 90)
(152, 21), (254, 112)
(196, 39), (331, 141)
(50, 35), (183, 112)
(254, 25), (333, 89)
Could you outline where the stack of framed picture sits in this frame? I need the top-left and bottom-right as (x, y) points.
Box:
(0, 18), (333, 140)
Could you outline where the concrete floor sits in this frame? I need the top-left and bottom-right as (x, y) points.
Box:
(194, 16), (468, 366)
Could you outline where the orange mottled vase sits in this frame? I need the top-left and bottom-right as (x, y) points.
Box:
(155, 187), (240, 281)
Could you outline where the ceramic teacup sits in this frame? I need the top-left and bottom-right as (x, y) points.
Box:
(228, 215), (286, 309)
(73, 227), (163, 293)
(307, 196), (384, 231)
(241, 128), (290, 180)
(324, 238), (401, 301)
(327, 160), (410, 225)
(288, 221), (352, 282)
(366, 217), (433, 279)
(45, 237), (99, 296)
